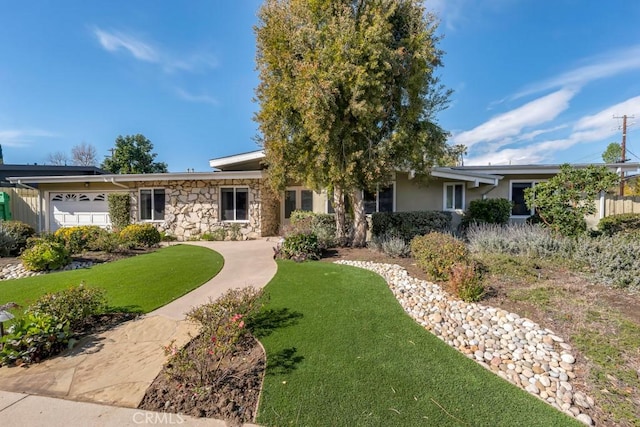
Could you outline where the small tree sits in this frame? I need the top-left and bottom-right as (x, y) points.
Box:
(101, 134), (168, 174)
(71, 142), (98, 166)
(524, 164), (619, 236)
(602, 142), (622, 163)
(107, 193), (131, 231)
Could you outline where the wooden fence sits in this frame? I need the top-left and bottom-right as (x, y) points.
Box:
(1, 187), (40, 229)
(601, 194), (640, 216)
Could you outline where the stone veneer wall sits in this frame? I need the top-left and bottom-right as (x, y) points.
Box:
(129, 179), (262, 241)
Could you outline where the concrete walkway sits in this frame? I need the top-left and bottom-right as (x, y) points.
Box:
(0, 239), (277, 426)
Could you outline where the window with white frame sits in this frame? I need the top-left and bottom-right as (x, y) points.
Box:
(221, 187), (249, 221)
(140, 189), (165, 221)
(444, 183), (464, 210)
(510, 181), (537, 216)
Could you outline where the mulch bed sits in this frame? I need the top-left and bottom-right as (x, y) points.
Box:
(138, 335), (265, 426)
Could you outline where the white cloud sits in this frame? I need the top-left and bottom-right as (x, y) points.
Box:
(514, 44), (640, 99)
(466, 96), (640, 165)
(453, 88), (576, 148)
(165, 53), (219, 74)
(94, 28), (158, 62)
(0, 129), (57, 147)
(175, 88), (218, 106)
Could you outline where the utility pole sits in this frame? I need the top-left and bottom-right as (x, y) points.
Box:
(614, 114), (634, 196)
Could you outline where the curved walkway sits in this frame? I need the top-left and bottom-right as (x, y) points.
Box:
(0, 239), (277, 427)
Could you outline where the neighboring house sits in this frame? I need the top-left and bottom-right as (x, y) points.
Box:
(8, 150), (639, 239)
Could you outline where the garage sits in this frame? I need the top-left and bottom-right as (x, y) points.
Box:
(49, 192), (111, 231)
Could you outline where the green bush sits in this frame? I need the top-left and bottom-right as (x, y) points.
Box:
(107, 193), (131, 232)
(1, 220), (35, 255)
(278, 232), (321, 261)
(410, 232), (469, 281)
(54, 225), (105, 254)
(289, 211), (338, 249)
(21, 241), (71, 271)
(0, 224), (17, 257)
(449, 262), (485, 302)
(201, 228), (226, 241)
(86, 229), (123, 253)
(120, 223), (162, 248)
(371, 211), (451, 242)
(26, 285), (107, 331)
(0, 313), (71, 366)
(598, 213), (640, 236)
(460, 198), (512, 230)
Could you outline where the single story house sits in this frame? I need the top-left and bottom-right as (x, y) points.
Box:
(8, 150), (639, 240)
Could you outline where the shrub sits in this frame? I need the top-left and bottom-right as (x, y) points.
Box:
(119, 223), (161, 248)
(598, 213), (640, 236)
(201, 228), (226, 241)
(371, 211), (451, 242)
(449, 262), (485, 302)
(55, 225), (105, 254)
(164, 287), (263, 387)
(289, 211), (338, 249)
(26, 285), (107, 331)
(410, 232), (469, 281)
(0, 224), (18, 257)
(107, 193), (131, 231)
(1, 220), (35, 255)
(278, 232), (321, 261)
(460, 198), (512, 230)
(21, 241), (71, 271)
(0, 313), (71, 366)
(160, 231), (178, 242)
(466, 223), (572, 259)
(86, 230), (123, 253)
(370, 233), (410, 258)
(574, 234), (640, 289)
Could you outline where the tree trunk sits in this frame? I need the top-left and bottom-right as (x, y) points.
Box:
(351, 189), (367, 248)
(333, 187), (348, 247)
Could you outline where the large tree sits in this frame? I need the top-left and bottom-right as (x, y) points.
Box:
(101, 134), (168, 174)
(46, 151), (69, 166)
(255, 0), (450, 246)
(71, 142), (98, 166)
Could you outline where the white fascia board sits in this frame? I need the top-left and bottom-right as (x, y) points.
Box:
(8, 171), (265, 185)
(208, 150), (265, 169)
(431, 169), (501, 185)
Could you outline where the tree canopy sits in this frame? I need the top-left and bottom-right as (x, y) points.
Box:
(525, 164), (619, 236)
(255, 0), (451, 245)
(602, 142), (622, 163)
(71, 142), (98, 166)
(101, 134), (168, 174)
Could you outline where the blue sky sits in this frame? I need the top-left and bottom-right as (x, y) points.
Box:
(1, 1), (640, 171)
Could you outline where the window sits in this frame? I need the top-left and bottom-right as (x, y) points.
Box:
(221, 187), (248, 221)
(284, 188), (314, 219)
(510, 182), (535, 216)
(444, 183), (464, 210)
(140, 189), (165, 221)
(329, 185), (394, 214)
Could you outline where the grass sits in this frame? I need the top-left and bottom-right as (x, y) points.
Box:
(0, 244), (223, 314)
(254, 260), (580, 427)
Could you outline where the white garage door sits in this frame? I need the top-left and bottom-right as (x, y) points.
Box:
(50, 192), (111, 231)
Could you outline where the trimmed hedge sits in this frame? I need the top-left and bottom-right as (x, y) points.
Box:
(107, 193), (131, 231)
(598, 213), (640, 236)
(371, 211), (451, 242)
(120, 223), (162, 248)
(461, 198), (512, 229)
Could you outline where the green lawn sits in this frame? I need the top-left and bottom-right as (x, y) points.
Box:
(0, 244), (223, 314)
(255, 261), (580, 427)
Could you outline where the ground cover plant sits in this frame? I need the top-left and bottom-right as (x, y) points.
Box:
(0, 244), (223, 313)
(255, 260), (579, 426)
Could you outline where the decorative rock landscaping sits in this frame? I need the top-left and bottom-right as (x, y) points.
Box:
(336, 260), (595, 426)
(0, 261), (94, 281)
